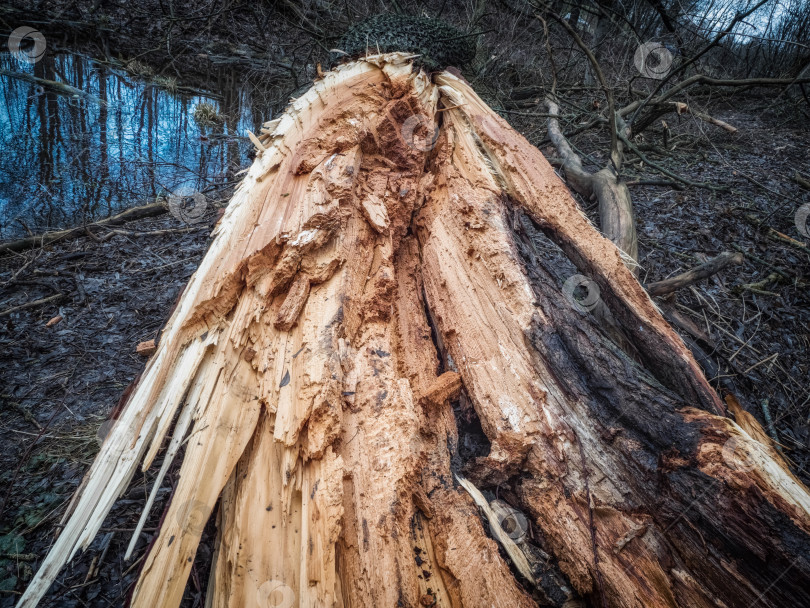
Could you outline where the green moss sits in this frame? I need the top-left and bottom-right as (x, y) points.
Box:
(331, 14), (477, 70)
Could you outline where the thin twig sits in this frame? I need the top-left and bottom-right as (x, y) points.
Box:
(0, 293), (65, 318)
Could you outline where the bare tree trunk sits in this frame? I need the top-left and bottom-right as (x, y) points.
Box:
(19, 55), (810, 608)
(545, 98), (637, 268)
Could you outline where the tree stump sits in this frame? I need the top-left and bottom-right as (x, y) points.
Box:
(19, 54), (810, 608)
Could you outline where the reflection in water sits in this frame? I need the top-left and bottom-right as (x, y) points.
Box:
(0, 51), (258, 238)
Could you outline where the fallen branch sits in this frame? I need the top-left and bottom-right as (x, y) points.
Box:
(646, 251), (744, 296)
(620, 75), (810, 134)
(626, 101), (739, 136)
(546, 97), (638, 266)
(102, 226), (205, 239)
(795, 171), (810, 190)
(618, 131), (729, 191)
(625, 178), (685, 189)
(0, 399), (42, 430)
(0, 293), (64, 318)
(743, 213), (810, 254)
(0, 69), (104, 106)
(671, 102), (738, 132)
(0, 201), (168, 254)
(730, 244), (794, 281)
(736, 272), (782, 297)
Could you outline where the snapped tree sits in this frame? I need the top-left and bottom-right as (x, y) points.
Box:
(18, 54), (810, 608)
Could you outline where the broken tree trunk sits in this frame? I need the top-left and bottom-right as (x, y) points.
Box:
(19, 54), (810, 608)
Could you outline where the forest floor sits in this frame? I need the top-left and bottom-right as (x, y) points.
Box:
(0, 202), (226, 607)
(0, 2), (808, 606)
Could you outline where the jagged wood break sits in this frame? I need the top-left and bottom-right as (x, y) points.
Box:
(19, 54), (810, 608)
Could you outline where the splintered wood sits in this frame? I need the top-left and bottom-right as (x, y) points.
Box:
(20, 54), (810, 608)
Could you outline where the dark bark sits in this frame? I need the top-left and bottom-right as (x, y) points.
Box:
(503, 211), (810, 608)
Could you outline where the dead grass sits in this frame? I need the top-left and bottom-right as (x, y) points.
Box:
(193, 102), (224, 126)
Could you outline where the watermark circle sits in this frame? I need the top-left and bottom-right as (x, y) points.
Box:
(257, 580), (296, 608)
(795, 203), (810, 238)
(634, 42), (673, 80)
(401, 114), (439, 152)
(494, 502), (528, 541)
(168, 192), (208, 224)
(176, 499), (211, 536)
(562, 274), (601, 313)
(68, 95), (87, 109)
(721, 436), (757, 473)
(8, 27), (47, 64)
(96, 418), (116, 446)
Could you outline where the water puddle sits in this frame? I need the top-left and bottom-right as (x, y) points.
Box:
(0, 50), (262, 239)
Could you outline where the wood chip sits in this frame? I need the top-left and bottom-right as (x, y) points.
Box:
(135, 339), (157, 356)
(247, 130), (266, 152)
(419, 371), (462, 407)
(360, 194), (390, 234)
(274, 274), (311, 331)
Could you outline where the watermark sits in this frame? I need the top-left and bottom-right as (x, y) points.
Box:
(257, 579), (296, 608)
(96, 417), (117, 446)
(401, 114), (439, 152)
(721, 436), (757, 473)
(562, 274), (601, 313)
(320, 152), (352, 193)
(168, 191), (208, 224)
(492, 500), (529, 542)
(795, 203), (810, 238)
(8, 26), (47, 64)
(176, 499), (211, 535)
(634, 42), (673, 80)
(68, 95), (88, 109)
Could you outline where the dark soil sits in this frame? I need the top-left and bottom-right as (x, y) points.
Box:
(0, 202), (227, 606)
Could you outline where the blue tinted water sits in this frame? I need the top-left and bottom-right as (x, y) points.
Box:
(0, 51), (259, 238)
